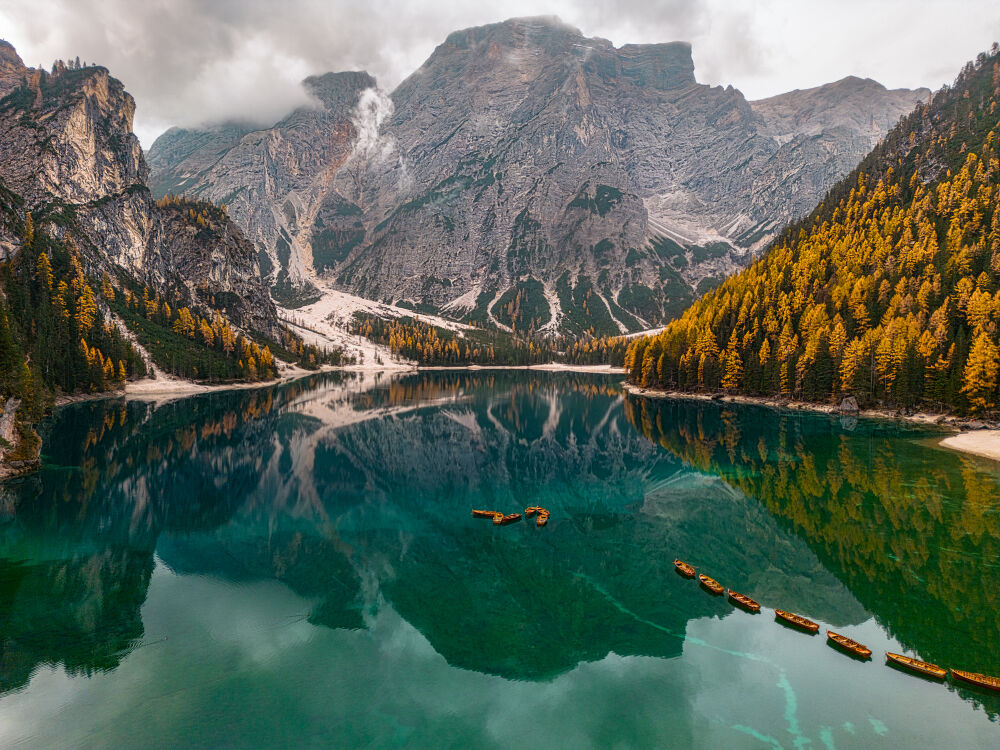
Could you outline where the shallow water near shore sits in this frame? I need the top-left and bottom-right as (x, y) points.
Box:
(0, 371), (998, 749)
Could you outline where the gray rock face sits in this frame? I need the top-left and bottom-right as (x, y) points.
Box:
(0, 51), (278, 336)
(0, 40), (28, 98)
(149, 71), (375, 306)
(149, 17), (929, 334)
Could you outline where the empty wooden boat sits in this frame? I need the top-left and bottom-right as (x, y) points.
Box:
(699, 574), (724, 595)
(674, 559), (696, 578)
(885, 652), (946, 680)
(525, 506), (543, 517)
(774, 610), (819, 633)
(826, 631), (872, 659)
(728, 590), (761, 613)
(473, 509), (499, 518)
(535, 513), (549, 527)
(498, 513), (522, 525)
(951, 669), (1000, 692)
(491, 512), (505, 525)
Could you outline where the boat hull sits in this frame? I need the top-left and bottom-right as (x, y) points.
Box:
(674, 560), (696, 578)
(774, 610), (819, 633)
(699, 574), (724, 595)
(885, 652), (946, 680)
(826, 631), (872, 660)
(951, 669), (1000, 692)
(728, 591), (761, 613)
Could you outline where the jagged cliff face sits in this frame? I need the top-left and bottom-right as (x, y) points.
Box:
(149, 17), (928, 334)
(148, 72), (375, 306)
(0, 45), (278, 336)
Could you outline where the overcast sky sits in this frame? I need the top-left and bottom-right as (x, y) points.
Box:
(1, 0), (999, 148)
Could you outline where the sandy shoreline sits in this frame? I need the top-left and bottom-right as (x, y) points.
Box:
(621, 382), (1000, 464)
(52, 362), (624, 407)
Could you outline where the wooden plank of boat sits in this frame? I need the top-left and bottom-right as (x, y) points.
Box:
(728, 590), (761, 613)
(473, 509), (499, 518)
(951, 668), (1000, 692)
(885, 652), (946, 680)
(826, 630), (872, 660)
(674, 559), (696, 578)
(699, 574), (724, 595)
(774, 609), (819, 633)
(498, 513), (522, 525)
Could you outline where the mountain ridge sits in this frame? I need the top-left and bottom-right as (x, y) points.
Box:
(624, 44), (1000, 414)
(149, 16), (929, 334)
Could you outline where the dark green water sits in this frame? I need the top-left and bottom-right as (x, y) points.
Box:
(0, 371), (998, 749)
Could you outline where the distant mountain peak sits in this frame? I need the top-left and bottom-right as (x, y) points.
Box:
(149, 20), (929, 334)
(303, 70), (377, 110)
(0, 39), (28, 97)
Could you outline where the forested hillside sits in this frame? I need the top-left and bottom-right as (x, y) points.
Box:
(626, 45), (1000, 413)
(0, 50), (342, 476)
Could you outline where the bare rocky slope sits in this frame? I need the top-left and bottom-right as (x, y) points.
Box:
(149, 17), (929, 335)
(0, 41), (279, 337)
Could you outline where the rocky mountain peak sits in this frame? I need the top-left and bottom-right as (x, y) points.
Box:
(613, 42), (696, 90)
(150, 19), (930, 335)
(0, 61), (146, 207)
(0, 39), (278, 336)
(303, 70), (377, 110)
(751, 76), (931, 141)
(0, 39), (28, 97)
(441, 16), (586, 52)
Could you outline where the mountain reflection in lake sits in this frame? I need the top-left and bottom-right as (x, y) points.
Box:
(0, 372), (997, 749)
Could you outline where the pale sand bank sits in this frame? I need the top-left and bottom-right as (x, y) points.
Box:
(938, 431), (1000, 463)
(121, 362), (622, 405)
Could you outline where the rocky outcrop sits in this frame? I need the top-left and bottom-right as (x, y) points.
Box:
(0, 40), (28, 98)
(149, 72), (375, 305)
(149, 17), (929, 334)
(0, 45), (279, 336)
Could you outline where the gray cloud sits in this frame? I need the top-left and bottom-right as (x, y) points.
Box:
(1, 0), (998, 147)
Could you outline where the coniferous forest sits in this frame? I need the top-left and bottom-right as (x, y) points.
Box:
(0, 216), (147, 415)
(626, 45), (1000, 413)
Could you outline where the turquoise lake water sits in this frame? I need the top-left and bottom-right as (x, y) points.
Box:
(0, 371), (998, 749)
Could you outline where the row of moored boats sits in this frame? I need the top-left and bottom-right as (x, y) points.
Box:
(473, 506), (550, 527)
(673, 559), (1000, 693)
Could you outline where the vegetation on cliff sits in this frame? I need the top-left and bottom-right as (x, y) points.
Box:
(626, 45), (1000, 414)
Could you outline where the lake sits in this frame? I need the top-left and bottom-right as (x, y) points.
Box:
(0, 371), (998, 749)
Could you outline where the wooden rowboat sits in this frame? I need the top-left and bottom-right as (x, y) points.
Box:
(885, 652), (946, 680)
(699, 574), (724, 595)
(525, 506), (542, 517)
(951, 669), (1000, 692)
(492, 512), (505, 525)
(498, 513), (522, 525)
(473, 509), (499, 518)
(827, 631), (872, 659)
(674, 559), (696, 578)
(774, 610), (819, 633)
(728, 590), (761, 613)
(535, 513), (549, 527)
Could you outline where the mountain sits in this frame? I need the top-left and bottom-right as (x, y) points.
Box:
(149, 17), (929, 334)
(625, 45), (1000, 413)
(147, 71), (376, 306)
(0, 51), (279, 336)
(0, 43), (320, 476)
